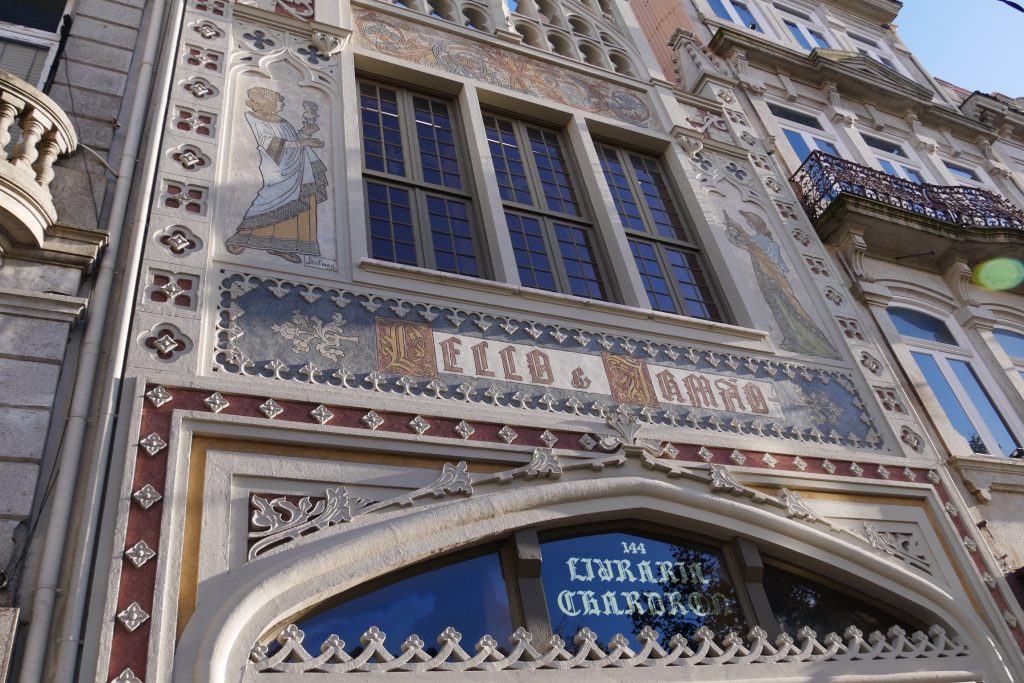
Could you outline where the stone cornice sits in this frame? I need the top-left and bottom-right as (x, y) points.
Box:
(708, 28), (994, 140)
(821, 0), (902, 25)
(0, 286), (88, 323)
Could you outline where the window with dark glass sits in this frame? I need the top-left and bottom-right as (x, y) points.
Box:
(889, 306), (1022, 456)
(763, 562), (915, 636)
(483, 113), (609, 300)
(769, 104), (840, 163)
(706, 0), (762, 32)
(0, 0), (65, 87)
(360, 81), (484, 277)
(260, 526), (926, 655)
(944, 161), (980, 182)
(595, 143), (725, 320)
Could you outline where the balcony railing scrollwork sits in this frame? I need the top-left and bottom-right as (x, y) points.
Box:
(792, 150), (1024, 232)
(0, 68), (78, 248)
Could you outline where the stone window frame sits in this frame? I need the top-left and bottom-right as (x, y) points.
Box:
(358, 77), (490, 279)
(859, 130), (929, 183)
(0, 20), (62, 90)
(887, 305), (1024, 458)
(767, 101), (846, 163)
(593, 141), (729, 321)
(483, 110), (615, 301)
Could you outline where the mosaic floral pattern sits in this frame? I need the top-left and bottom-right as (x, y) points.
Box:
(352, 8), (657, 129)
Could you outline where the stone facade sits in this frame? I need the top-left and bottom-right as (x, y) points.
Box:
(2, 0), (1024, 681)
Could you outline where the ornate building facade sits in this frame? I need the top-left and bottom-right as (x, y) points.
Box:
(3, 0), (1024, 681)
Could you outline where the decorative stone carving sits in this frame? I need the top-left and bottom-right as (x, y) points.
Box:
(138, 433), (167, 456)
(249, 487), (356, 560)
(249, 622), (969, 673)
(309, 404), (333, 424)
(132, 484), (162, 510)
(116, 602), (150, 632)
(124, 540), (156, 568)
(862, 525), (930, 573)
(258, 399), (283, 419)
(145, 385), (172, 408)
(361, 410), (384, 430)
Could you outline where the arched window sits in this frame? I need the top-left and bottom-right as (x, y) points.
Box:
(889, 307), (1022, 457)
(608, 51), (635, 76)
(514, 21), (547, 49)
(258, 526), (920, 655)
(462, 5), (491, 31)
(547, 32), (578, 59)
(578, 41), (608, 68)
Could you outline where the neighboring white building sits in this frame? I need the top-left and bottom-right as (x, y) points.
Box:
(3, 0), (1024, 681)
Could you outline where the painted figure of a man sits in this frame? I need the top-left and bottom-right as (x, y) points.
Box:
(226, 87), (327, 264)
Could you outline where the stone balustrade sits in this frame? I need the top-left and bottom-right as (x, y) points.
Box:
(0, 69), (78, 247)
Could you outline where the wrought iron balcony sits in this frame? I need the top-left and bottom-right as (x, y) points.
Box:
(792, 150), (1024, 232)
(0, 69), (78, 248)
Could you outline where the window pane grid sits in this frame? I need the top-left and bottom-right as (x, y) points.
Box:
(506, 211), (557, 291)
(630, 239), (676, 313)
(426, 195), (478, 276)
(555, 223), (606, 299)
(629, 153), (688, 241)
(596, 145), (645, 232)
(527, 126), (581, 216)
(360, 81), (482, 276)
(367, 181), (417, 266)
(360, 83), (405, 176)
(414, 96), (462, 189)
(483, 116), (533, 205)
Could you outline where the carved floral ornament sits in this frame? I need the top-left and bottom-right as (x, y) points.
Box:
(250, 621), (968, 674)
(242, 410), (947, 580)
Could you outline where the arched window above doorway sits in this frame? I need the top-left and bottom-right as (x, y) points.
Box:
(257, 525), (921, 657)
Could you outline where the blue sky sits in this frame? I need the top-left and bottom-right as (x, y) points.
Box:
(897, 0), (1024, 97)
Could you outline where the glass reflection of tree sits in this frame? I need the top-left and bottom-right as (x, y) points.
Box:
(628, 546), (746, 643)
(764, 565), (905, 637)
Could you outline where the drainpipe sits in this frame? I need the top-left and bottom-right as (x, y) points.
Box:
(17, 0), (176, 679)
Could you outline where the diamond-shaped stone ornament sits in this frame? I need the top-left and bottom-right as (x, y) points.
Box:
(132, 484), (162, 509)
(539, 430), (558, 447)
(124, 540), (156, 568)
(259, 399), (283, 418)
(138, 433), (167, 455)
(144, 385), (172, 407)
(361, 410), (384, 430)
(117, 602), (150, 632)
(497, 425), (517, 443)
(310, 404), (334, 424)
(409, 415), (430, 435)
(204, 392), (229, 413)
(454, 420), (475, 439)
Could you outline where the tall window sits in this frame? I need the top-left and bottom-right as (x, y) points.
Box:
(0, 0), (65, 88)
(994, 328), (1024, 388)
(848, 32), (898, 70)
(769, 103), (841, 163)
(706, 0), (763, 32)
(483, 114), (609, 300)
(860, 133), (925, 183)
(773, 4), (830, 51)
(889, 307), (1022, 457)
(595, 143), (725, 320)
(360, 81), (484, 277)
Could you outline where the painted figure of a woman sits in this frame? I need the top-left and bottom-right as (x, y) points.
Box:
(225, 87), (328, 264)
(725, 210), (841, 359)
